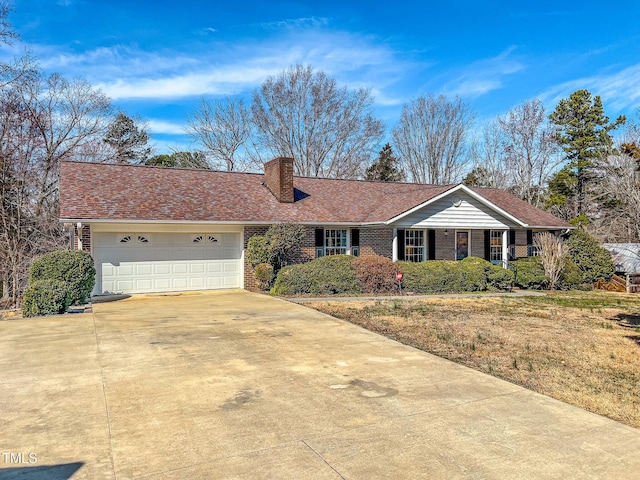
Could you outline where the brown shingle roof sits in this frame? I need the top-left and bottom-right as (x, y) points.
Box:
(59, 161), (569, 227)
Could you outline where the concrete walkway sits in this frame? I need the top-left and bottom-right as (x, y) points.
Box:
(1, 290), (639, 479)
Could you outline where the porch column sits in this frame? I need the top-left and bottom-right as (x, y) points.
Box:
(76, 222), (83, 251)
(392, 228), (398, 262)
(502, 229), (509, 268)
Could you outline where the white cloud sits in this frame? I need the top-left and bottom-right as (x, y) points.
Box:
(31, 30), (409, 104)
(147, 119), (188, 135)
(259, 17), (329, 30)
(441, 47), (525, 98)
(539, 64), (640, 114)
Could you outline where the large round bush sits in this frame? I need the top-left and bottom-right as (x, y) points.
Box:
(22, 279), (72, 317)
(29, 250), (95, 305)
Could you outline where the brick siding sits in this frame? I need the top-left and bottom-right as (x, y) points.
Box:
(470, 230), (485, 259)
(243, 226), (269, 291)
(434, 230), (455, 260)
(359, 228), (393, 258)
(264, 157), (294, 203)
(73, 224), (91, 253)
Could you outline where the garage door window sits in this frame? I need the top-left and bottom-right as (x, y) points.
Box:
(192, 234), (221, 244)
(118, 234), (151, 245)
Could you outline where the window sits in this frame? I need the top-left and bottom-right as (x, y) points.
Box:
(208, 235), (218, 243)
(325, 229), (348, 255)
(118, 234), (151, 245)
(404, 229), (425, 262)
(489, 231), (502, 263)
(192, 235), (204, 243)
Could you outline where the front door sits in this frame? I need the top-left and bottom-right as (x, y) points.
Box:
(456, 231), (469, 260)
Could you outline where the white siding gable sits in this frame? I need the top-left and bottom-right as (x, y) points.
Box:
(392, 191), (518, 229)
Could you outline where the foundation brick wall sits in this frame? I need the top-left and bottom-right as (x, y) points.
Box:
(359, 228), (393, 259)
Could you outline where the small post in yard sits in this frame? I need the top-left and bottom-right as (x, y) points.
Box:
(396, 271), (403, 295)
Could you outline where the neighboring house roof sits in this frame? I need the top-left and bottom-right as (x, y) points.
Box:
(59, 161), (570, 228)
(603, 244), (640, 274)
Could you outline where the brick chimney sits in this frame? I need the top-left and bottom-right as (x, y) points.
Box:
(264, 157), (295, 203)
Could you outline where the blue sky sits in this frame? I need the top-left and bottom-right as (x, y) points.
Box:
(7, 0), (640, 154)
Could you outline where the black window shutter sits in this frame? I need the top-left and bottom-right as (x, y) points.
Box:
(397, 229), (405, 261)
(351, 228), (360, 247)
(526, 229), (533, 245)
(509, 230), (516, 245)
(315, 228), (324, 247)
(428, 229), (436, 260)
(484, 230), (491, 261)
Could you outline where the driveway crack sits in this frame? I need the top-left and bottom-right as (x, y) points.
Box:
(302, 440), (345, 480)
(92, 310), (117, 480)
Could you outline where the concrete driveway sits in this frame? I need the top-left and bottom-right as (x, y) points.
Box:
(2, 290), (640, 479)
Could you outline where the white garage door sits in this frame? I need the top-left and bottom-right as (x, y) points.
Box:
(93, 232), (242, 294)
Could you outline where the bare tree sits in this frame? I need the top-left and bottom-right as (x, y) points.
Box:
(468, 118), (510, 188)
(534, 232), (568, 290)
(499, 100), (561, 207)
(252, 65), (384, 179)
(392, 94), (474, 185)
(592, 152), (640, 242)
(0, 70), (112, 306)
(469, 100), (561, 206)
(186, 97), (256, 171)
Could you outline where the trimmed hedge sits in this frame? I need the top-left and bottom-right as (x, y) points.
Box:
(29, 250), (95, 305)
(510, 257), (548, 290)
(271, 255), (515, 296)
(352, 255), (398, 294)
(271, 255), (361, 296)
(397, 257), (488, 294)
(22, 279), (72, 317)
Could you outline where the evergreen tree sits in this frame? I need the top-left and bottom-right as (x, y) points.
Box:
(548, 90), (625, 215)
(145, 152), (210, 169)
(365, 144), (405, 182)
(103, 113), (151, 164)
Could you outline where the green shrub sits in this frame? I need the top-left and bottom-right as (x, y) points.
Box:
(510, 257), (548, 290)
(254, 263), (275, 290)
(397, 257), (487, 294)
(567, 229), (615, 283)
(353, 255), (399, 294)
(29, 250), (95, 305)
(246, 235), (273, 269)
(560, 257), (586, 290)
(22, 279), (72, 317)
(487, 264), (514, 290)
(271, 255), (361, 296)
(265, 222), (306, 268)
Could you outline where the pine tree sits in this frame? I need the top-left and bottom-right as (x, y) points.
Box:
(548, 90), (625, 215)
(365, 144), (405, 182)
(103, 113), (151, 164)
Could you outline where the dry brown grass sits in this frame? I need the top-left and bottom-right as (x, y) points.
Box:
(304, 291), (640, 428)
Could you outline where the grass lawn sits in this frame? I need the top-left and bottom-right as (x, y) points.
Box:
(303, 290), (640, 428)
